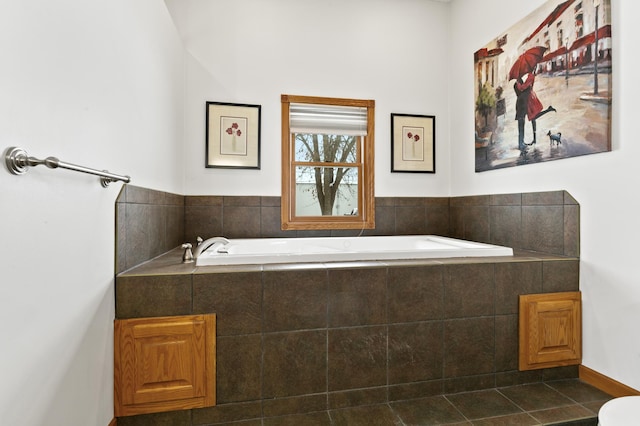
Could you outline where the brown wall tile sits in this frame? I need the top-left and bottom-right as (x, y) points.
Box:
(166, 205), (185, 250)
(425, 197), (450, 207)
(117, 190), (579, 273)
(425, 205), (450, 236)
(564, 191), (579, 205)
(193, 272), (262, 336)
(490, 193), (522, 206)
(542, 260), (580, 292)
(372, 205), (395, 236)
(444, 317), (495, 378)
(115, 185), (187, 273)
(388, 265), (443, 323)
(388, 322), (444, 384)
(115, 274), (191, 319)
(495, 261), (543, 315)
(464, 205), (491, 243)
(388, 380), (444, 402)
(523, 190), (565, 205)
(186, 196), (223, 206)
(328, 326), (387, 391)
(522, 205), (565, 254)
(184, 205), (223, 243)
(216, 334), (262, 403)
(564, 204), (580, 256)
(223, 205), (261, 238)
(263, 330), (327, 398)
(116, 203), (127, 273)
(260, 206), (289, 238)
(375, 197), (395, 207)
(263, 269), (328, 332)
(328, 268), (387, 327)
(395, 206), (426, 235)
(542, 365), (579, 380)
(495, 314), (518, 372)
(395, 197), (428, 207)
(260, 196), (280, 207)
(450, 195), (490, 207)
(495, 370), (542, 388)
(122, 185), (150, 204)
(123, 203), (153, 270)
(148, 204), (167, 258)
(262, 394), (327, 418)
(192, 401), (262, 425)
(444, 374), (497, 394)
(490, 205), (522, 248)
(223, 195), (261, 206)
(328, 387), (387, 409)
(448, 206), (465, 240)
(444, 264), (495, 319)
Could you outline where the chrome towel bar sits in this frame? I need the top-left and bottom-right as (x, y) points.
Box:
(4, 146), (131, 187)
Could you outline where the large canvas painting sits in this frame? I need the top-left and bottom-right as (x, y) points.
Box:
(474, 0), (612, 172)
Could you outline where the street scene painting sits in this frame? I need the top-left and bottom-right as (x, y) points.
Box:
(474, 0), (612, 172)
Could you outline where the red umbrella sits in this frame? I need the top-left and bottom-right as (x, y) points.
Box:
(509, 46), (548, 80)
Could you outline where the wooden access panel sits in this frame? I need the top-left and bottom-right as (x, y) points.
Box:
(519, 291), (581, 371)
(114, 314), (216, 417)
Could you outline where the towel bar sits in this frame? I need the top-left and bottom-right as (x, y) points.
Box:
(4, 146), (131, 188)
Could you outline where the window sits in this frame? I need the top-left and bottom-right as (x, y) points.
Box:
(281, 94), (375, 230)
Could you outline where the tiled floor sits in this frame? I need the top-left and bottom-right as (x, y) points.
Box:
(252, 379), (612, 426)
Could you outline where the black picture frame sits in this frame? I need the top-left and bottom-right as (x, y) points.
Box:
(206, 101), (261, 169)
(391, 113), (436, 173)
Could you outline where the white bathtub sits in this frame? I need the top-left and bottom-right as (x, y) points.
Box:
(195, 235), (513, 266)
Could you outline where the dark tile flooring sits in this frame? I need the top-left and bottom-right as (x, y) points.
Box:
(244, 379), (612, 426)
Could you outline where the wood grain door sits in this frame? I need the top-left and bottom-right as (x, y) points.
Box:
(114, 314), (216, 416)
(519, 292), (581, 371)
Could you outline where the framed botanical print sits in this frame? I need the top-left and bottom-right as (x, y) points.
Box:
(391, 113), (435, 173)
(206, 101), (261, 169)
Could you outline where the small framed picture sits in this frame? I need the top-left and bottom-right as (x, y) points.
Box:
(391, 113), (435, 173)
(206, 101), (261, 169)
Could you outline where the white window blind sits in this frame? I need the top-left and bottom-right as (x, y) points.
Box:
(289, 103), (368, 136)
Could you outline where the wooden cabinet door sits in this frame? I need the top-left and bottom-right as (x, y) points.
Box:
(114, 314), (216, 417)
(519, 292), (581, 371)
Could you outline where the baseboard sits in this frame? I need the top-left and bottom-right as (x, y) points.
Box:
(579, 365), (640, 397)
(108, 418), (116, 426)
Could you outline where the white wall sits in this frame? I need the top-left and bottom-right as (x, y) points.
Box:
(172, 0), (451, 197)
(449, 0), (640, 390)
(0, 1), (185, 425)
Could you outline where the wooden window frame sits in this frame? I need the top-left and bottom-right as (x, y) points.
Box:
(281, 94), (375, 230)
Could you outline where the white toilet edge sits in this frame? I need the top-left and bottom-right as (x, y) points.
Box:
(598, 396), (640, 426)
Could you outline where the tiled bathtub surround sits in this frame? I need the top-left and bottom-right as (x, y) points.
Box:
(116, 252), (582, 424)
(116, 185), (184, 273)
(115, 186), (579, 272)
(450, 191), (579, 257)
(115, 187), (583, 424)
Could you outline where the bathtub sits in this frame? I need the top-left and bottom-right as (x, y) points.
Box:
(195, 235), (513, 266)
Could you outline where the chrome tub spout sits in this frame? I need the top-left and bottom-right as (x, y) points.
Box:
(193, 236), (230, 259)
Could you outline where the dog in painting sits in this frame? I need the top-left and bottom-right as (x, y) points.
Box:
(546, 131), (562, 146)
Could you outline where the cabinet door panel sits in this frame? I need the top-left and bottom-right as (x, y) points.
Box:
(519, 292), (581, 371)
(115, 314), (216, 416)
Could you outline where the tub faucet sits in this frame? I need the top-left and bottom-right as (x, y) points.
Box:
(192, 236), (230, 259)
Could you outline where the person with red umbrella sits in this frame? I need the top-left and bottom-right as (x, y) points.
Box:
(511, 47), (556, 149)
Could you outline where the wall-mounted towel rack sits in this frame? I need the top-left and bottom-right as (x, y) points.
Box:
(4, 146), (131, 188)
